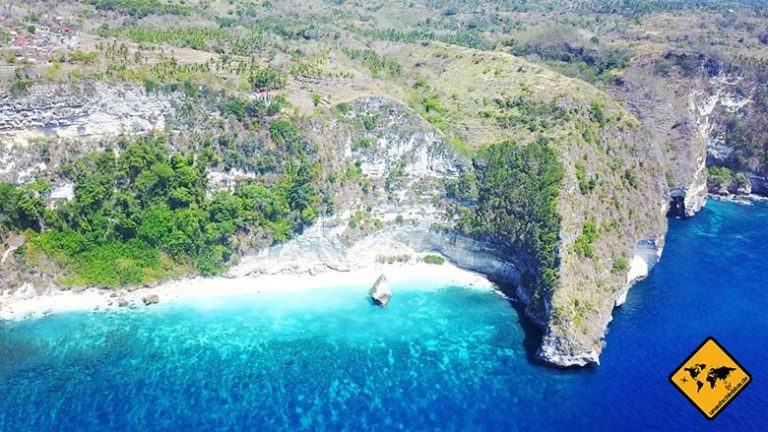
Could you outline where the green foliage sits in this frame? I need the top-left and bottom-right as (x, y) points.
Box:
(342, 48), (403, 78)
(377, 254), (411, 264)
(269, 119), (304, 153)
(352, 137), (372, 151)
(574, 220), (598, 258)
(623, 168), (638, 188)
(69, 50), (99, 64)
(611, 257), (629, 274)
(493, 96), (572, 131)
(508, 33), (632, 84)
(336, 102), (350, 115)
(223, 98), (247, 121)
(457, 138), (564, 289)
(248, 67), (286, 90)
(420, 94), (444, 113)
(590, 100), (607, 126)
(5, 51), (18, 64)
(3, 134), (323, 287)
(87, 0), (191, 17)
(422, 254), (446, 265)
(0, 182), (50, 234)
(32, 232), (169, 286)
(446, 170), (478, 201)
(311, 92), (322, 107)
(361, 115), (377, 131)
(575, 162), (598, 194)
(734, 171), (749, 186)
(348, 209), (382, 230)
(721, 85), (768, 174)
(10, 69), (32, 97)
(98, 26), (266, 55)
(665, 171), (675, 187)
(708, 165), (733, 184)
(343, 161), (364, 183)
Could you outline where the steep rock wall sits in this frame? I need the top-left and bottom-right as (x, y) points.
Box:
(0, 83), (179, 144)
(0, 91), (675, 368)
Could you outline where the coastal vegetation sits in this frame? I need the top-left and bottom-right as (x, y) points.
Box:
(456, 139), (564, 289)
(0, 134), (324, 287)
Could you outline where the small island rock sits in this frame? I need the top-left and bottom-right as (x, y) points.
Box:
(369, 274), (392, 307)
(142, 294), (160, 306)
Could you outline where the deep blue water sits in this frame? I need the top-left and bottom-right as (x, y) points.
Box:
(1, 199), (766, 431)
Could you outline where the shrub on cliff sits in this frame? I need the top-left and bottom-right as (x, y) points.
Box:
(423, 255), (446, 265)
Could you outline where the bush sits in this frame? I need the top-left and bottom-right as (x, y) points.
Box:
(361, 115), (377, 131)
(342, 48), (402, 78)
(351, 137), (372, 151)
(269, 119), (302, 152)
(708, 165), (732, 185)
(590, 100), (607, 126)
(249, 67), (285, 90)
(576, 162), (598, 194)
(574, 220), (598, 258)
(611, 257), (629, 274)
(69, 50), (99, 64)
(422, 254), (446, 265)
(336, 102), (350, 115)
(311, 92), (322, 107)
(87, 0), (191, 18)
(446, 171), (478, 201)
(377, 254), (411, 264)
(734, 172), (749, 186)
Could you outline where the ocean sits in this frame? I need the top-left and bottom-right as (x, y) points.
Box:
(0, 199), (766, 431)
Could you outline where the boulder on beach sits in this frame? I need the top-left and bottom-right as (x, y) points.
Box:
(117, 298), (129, 307)
(142, 294), (160, 306)
(369, 274), (392, 307)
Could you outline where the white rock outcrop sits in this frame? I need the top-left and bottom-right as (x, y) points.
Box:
(369, 274), (392, 307)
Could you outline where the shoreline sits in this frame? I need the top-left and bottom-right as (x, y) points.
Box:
(709, 192), (768, 205)
(0, 260), (496, 321)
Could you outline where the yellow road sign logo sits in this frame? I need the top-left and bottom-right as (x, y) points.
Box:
(670, 337), (751, 419)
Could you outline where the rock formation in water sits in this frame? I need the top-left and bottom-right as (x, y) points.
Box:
(369, 274), (391, 307)
(142, 295), (160, 306)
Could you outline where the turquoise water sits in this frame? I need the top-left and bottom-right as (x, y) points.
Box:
(1, 199), (766, 431)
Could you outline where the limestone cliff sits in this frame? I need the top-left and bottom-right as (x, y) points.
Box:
(0, 88), (679, 368)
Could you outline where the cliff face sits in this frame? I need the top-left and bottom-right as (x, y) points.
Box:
(693, 64), (768, 196)
(236, 96), (670, 367)
(612, 54), (767, 217)
(537, 120), (668, 366)
(0, 83), (183, 185)
(0, 87), (679, 368)
(609, 64), (708, 219)
(0, 83), (179, 144)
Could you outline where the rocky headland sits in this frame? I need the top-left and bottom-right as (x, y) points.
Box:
(1, 45), (765, 368)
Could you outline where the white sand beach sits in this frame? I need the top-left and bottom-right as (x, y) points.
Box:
(0, 260), (497, 321)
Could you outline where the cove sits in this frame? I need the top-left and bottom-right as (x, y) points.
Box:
(0, 199), (766, 431)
